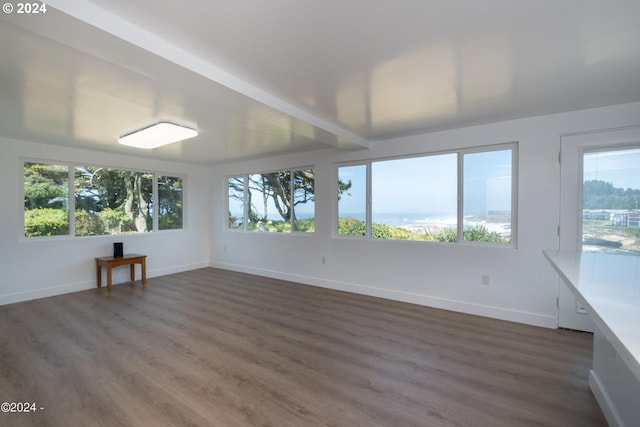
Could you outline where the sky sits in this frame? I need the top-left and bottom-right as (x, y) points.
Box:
(230, 147), (639, 224)
(339, 149), (512, 217)
(583, 148), (640, 190)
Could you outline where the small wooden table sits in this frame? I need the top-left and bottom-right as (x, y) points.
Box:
(96, 254), (147, 292)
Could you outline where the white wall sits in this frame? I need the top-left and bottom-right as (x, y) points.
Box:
(3, 102), (639, 325)
(210, 102), (640, 328)
(591, 324), (640, 427)
(0, 137), (211, 305)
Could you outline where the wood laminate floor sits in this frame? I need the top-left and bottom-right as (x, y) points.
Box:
(0, 268), (606, 426)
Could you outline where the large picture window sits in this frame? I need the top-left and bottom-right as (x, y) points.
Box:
(337, 144), (516, 245)
(23, 161), (184, 237)
(227, 168), (315, 233)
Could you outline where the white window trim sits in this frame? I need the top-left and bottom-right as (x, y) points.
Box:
(460, 143), (518, 248)
(225, 165), (316, 234)
(21, 157), (186, 240)
(334, 142), (518, 247)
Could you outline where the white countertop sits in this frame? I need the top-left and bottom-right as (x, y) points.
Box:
(543, 250), (640, 381)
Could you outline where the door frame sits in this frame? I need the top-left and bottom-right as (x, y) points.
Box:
(558, 126), (640, 331)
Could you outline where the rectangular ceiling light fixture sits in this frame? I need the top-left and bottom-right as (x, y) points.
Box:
(118, 121), (198, 149)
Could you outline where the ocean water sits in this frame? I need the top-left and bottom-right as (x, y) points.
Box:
(229, 212), (316, 222)
(341, 213), (511, 237)
(341, 212), (456, 228)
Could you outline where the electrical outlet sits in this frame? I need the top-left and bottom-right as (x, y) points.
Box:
(322, 256), (326, 264)
(481, 274), (490, 286)
(576, 301), (588, 314)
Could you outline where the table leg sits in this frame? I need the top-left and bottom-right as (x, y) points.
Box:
(96, 261), (102, 288)
(107, 267), (113, 292)
(141, 259), (146, 286)
(130, 263), (135, 282)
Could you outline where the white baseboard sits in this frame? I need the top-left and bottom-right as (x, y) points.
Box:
(2, 259), (556, 329)
(209, 261), (557, 329)
(150, 261), (210, 278)
(0, 281), (96, 306)
(0, 261), (209, 306)
(590, 370), (622, 427)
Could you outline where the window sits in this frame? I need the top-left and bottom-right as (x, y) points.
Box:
(23, 161), (184, 237)
(24, 162), (69, 237)
(226, 168), (315, 233)
(292, 169), (315, 232)
(463, 149), (513, 243)
(338, 165), (367, 236)
(582, 147), (640, 254)
(248, 172), (288, 232)
(157, 175), (184, 230)
(75, 167), (153, 236)
(227, 176), (245, 230)
(372, 154), (457, 240)
(337, 144), (516, 245)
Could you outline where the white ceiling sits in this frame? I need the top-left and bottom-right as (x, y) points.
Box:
(1, 0), (640, 165)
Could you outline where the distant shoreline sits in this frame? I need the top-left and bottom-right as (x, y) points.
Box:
(400, 220), (510, 237)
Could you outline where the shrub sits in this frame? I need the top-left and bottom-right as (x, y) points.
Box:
(338, 218), (366, 236)
(436, 227), (457, 242)
(463, 225), (508, 243)
(75, 210), (106, 236)
(24, 208), (69, 237)
(338, 218), (508, 243)
(293, 219), (315, 232)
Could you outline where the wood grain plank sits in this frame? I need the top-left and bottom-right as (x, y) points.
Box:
(0, 268), (606, 426)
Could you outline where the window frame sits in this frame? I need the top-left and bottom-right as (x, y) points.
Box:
(579, 143), (640, 254)
(21, 158), (186, 240)
(337, 162), (370, 238)
(459, 143), (518, 247)
(335, 142), (518, 247)
(225, 165), (316, 234)
(227, 175), (247, 231)
(156, 174), (186, 232)
(23, 161), (71, 239)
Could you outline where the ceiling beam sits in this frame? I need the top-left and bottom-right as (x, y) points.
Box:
(45, 0), (370, 150)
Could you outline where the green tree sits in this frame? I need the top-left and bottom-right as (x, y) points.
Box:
(158, 176), (183, 230)
(24, 163), (68, 210)
(24, 208), (69, 236)
(230, 170), (350, 225)
(24, 163), (69, 237)
(583, 180), (640, 210)
(246, 170), (351, 223)
(74, 167), (152, 234)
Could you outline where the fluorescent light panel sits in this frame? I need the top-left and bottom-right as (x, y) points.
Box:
(118, 122), (198, 149)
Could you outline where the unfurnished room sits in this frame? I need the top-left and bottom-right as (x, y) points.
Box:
(1, 1), (639, 426)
